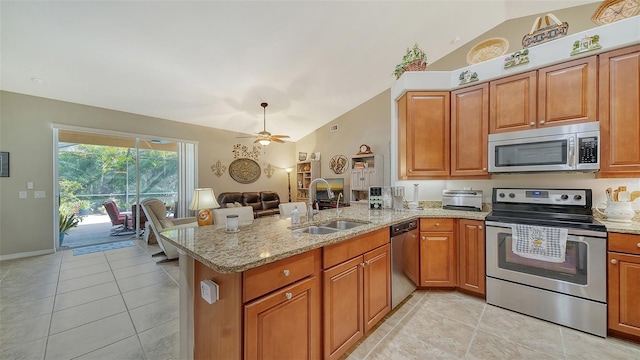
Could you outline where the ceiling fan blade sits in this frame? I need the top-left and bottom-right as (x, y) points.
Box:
(271, 135), (290, 138)
(271, 137), (285, 143)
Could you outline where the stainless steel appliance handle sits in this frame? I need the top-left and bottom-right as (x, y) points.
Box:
(568, 137), (575, 167)
(484, 221), (607, 238)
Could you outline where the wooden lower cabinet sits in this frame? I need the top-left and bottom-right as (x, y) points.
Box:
(457, 219), (485, 296)
(323, 243), (391, 360)
(245, 276), (320, 360)
(419, 219), (456, 287)
(608, 233), (640, 339)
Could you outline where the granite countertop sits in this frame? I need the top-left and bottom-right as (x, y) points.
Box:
(160, 205), (487, 274)
(161, 204), (640, 274)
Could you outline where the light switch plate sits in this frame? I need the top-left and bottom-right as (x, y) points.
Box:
(27, 182), (34, 189)
(35, 191), (45, 198)
(19, 191), (27, 199)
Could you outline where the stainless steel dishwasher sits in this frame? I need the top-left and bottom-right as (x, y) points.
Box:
(390, 220), (418, 309)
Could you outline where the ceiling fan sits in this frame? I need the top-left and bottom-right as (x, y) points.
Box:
(239, 102), (290, 145)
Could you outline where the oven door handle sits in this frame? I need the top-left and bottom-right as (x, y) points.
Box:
(484, 222), (607, 239)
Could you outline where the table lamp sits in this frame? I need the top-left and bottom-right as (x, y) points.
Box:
(189, 188), (220, 226)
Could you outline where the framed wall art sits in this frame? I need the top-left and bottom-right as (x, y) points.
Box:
(298, 152), (307, 161)
(0, 152), (8, 177)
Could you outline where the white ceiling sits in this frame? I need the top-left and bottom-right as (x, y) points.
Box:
(1, 0), (599, 142)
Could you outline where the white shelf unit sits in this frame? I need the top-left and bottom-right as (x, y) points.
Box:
(350, 154), (383, 204)
(295, 160), (320, 201)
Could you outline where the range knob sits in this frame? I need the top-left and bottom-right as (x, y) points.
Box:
(499, 193), (505, 198)
(574, 195), (582, 200)
(508, 193), (515, 198)
(561, 194), (569, 200)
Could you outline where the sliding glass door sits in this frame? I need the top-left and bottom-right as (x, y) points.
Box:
(54, 127), (196, 250)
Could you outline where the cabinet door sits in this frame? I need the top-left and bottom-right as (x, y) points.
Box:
(489, 71), (537, 133)
(419, 231), (457, 287)
(245, 277), (320, 360)
(457, 220), (485, 296)
(363, 244), (391, 333)
(538, 56), (597, 127)
(451, 83), (489, 177)
(351, 169), (363, 191)
(362, 168), (377, 189)
(323, 256), (363, 360)
(608, 252), (640, 337)
(599, 45), (640, 177)
(398, 92), (450, 179)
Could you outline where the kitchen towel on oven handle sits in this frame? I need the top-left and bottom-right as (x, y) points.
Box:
(511, 224), (568, 263)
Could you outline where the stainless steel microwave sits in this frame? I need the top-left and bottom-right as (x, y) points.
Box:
(488, 122), (600, 173)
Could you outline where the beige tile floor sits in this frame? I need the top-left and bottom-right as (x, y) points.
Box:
(343, 290), (640, 360)
(2, 241), (640, 360)
(0, 240), (179, 360)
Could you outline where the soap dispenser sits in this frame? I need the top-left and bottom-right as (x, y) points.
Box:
(291, 205), (300, 225)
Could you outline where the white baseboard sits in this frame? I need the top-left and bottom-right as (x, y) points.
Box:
(0, 248), (55, 261)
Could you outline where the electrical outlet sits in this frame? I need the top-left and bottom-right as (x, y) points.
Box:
(35, 191), (45, 198)
(27, 181), (34, 189)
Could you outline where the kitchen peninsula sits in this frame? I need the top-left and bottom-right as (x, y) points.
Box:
(161, 205), (487, 360)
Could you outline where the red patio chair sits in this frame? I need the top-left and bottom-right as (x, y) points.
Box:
(102, 200), (132, 235)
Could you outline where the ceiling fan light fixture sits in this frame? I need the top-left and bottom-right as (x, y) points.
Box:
(258, 139), (271, 146)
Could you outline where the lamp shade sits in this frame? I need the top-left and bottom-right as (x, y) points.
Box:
(189, 188), (220, 211)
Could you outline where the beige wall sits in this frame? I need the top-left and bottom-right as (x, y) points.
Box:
(0, 91), (294, 257)
(296, 90), (392, 202)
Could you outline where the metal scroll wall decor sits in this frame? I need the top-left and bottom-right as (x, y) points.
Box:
(211, 160), (227, 177)
(264, 164), (274, 178)
(233, 144), (261, 161)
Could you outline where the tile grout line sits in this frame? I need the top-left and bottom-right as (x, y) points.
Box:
(43, 252), (65, 360)
(465, 302), (487, 358)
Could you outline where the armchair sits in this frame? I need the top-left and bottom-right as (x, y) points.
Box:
(141, 198), (198, 261)
(102, 200), (133, 235)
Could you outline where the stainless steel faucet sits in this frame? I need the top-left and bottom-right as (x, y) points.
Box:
(336, 192), (343, 217)
(307, 178), (334, 221)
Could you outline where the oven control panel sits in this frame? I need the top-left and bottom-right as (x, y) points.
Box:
(494, 188), (588, 206)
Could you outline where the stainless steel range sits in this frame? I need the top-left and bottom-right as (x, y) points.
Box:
(485, 188), (608, 337)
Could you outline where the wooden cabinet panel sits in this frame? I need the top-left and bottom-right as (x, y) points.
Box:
(419, 231), (456, 287)
(609, 232), (640, 255)
(403, 227), (420, 286)
(243, 249), (319, 302)
(489, 71), (537, 133)
(608, 251), (640, 337)
(599, 45), (640, 177)
(323, 228), (388, 269)
(323, 256), (364, 360)
(457, 220), (485, 296)
(538, 56), (597, 127)
(398, 91), (450, 179)
(244, 277), (320, 360)
(451, 83), (489, 177)
(419, 218), (454, 232)
(363, 244), (391, 333)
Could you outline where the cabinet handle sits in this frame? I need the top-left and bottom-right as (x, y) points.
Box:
(478, 225), (483, 230)
(529, 121), (536, 126)
(285, 292), (293, 300)
(421, 236), (426, 240)
(436, 223), (440, 227)
(361, 262), (366, 267)
(482, 168), (487, 171)
(611, 259), (617, 265)
(283, 269), (290, 276)
(637, 243), (640, 248)
(539, 120), (545, 125)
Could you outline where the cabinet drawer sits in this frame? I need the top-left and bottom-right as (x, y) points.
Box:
(243, 249), (320, 303)
(609, 233), (640, 255)
(323, 228), (389, 269)
(420, 218), (454, 232)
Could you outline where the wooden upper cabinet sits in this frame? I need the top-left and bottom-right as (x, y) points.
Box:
(598, 45), (640, 177)
(451, 83), (489, 177)
(538, 56), (597, 127)
(489, 71), (537, 133)
(398, 91), (450, 179)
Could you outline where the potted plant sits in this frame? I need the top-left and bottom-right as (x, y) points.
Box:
(59, 213), (82, 246)
(393, 43), (428, 79)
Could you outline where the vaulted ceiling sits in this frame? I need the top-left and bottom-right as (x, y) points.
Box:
(1, 1), (599, 141)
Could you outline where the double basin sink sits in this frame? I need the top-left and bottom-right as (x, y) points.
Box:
(293, 220), (368, 234)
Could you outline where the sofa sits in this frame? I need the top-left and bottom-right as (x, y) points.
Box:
(217, 191), (280, 218)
